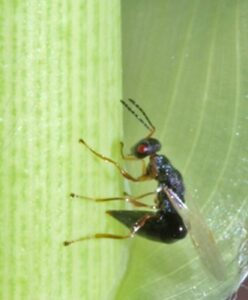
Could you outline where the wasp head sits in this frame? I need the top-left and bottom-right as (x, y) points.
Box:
(131, 138), (161, 158)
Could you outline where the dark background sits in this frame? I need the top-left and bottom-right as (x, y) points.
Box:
(230, 277), (248, 300)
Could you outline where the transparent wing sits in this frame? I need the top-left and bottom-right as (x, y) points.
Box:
(164, 187), (226, 281)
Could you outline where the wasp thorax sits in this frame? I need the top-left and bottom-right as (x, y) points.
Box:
(131, 138), (161, 158)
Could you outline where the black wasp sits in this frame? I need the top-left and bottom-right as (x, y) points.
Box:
(64, 99), (226, 280)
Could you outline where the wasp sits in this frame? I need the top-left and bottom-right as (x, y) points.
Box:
(64, 99), (226, 280)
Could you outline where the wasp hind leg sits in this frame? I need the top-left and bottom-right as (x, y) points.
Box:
(64, 213), (153, 246)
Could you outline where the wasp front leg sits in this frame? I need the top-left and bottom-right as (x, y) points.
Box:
(120, 141), (147, 175)
(79, 139), (150, 182)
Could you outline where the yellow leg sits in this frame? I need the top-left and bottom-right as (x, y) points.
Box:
(120, 141), (147, 174)
(79, 139), (150, 182)
(70, 191), (157, 209)
(64, 213), (153, 246)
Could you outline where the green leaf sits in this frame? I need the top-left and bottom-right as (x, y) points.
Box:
(1, 1), (248, 300)
(117, 1), (248, 299)
(0, 1), (124, 300)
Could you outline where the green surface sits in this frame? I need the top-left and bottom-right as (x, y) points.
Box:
(0, 1), (124, 300)
(118, 1), (248, 300)
(1, 1), (248, 300)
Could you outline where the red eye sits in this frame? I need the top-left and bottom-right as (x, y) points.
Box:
(137, 144), (148, 154)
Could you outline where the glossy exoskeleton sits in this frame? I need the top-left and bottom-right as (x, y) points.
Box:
(108, 183), (187, 244)
(64, 99), (187, 245)
(64, 99), (226, 280)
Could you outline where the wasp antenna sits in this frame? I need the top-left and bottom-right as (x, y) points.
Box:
(120, 100), (151, 131)
(128, 99), (155, 131)
(121, 99), (155, 137)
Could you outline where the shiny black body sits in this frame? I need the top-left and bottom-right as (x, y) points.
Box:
(66, 99), (188, 246)
(147, 154), (185, 200)
(113, 135), (187, 243)
(132, 136), (185, 200)
(109, 209), (187, 243)
(107, 100), (189, 244)
(109, 184), (187, 243)
(65, 100), (225, 280)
